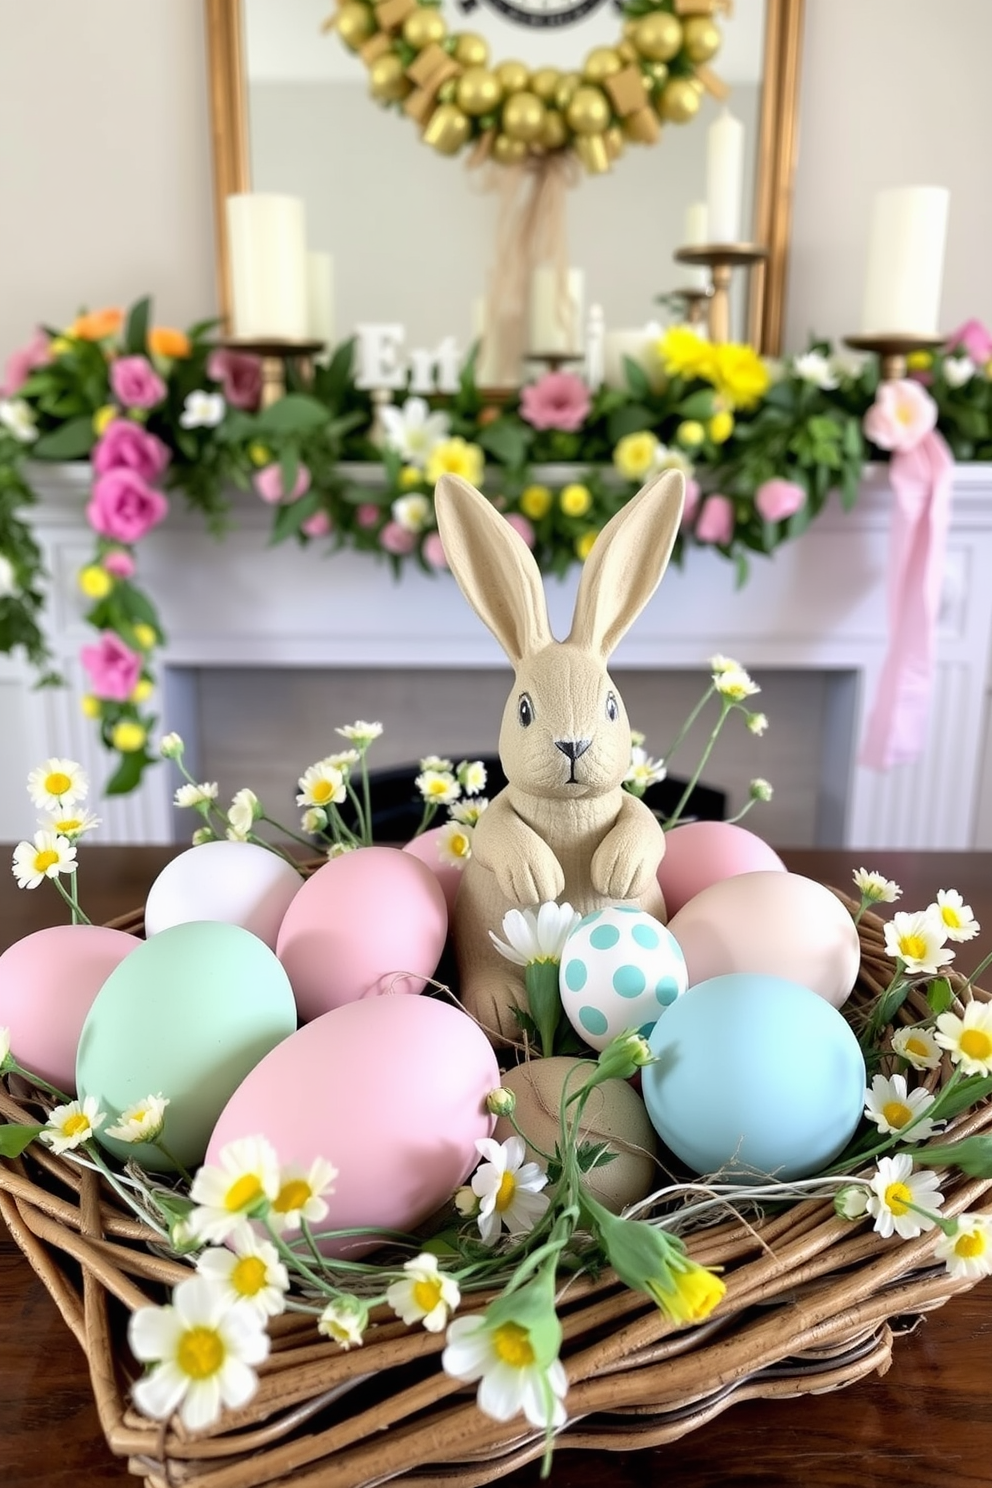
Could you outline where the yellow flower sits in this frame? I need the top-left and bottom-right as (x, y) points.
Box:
(133, 623), (157, 650)
(111, 720), (147, 753)
(148, 326), (191, 359)
(655, 1264), (726, 1324)
(710, 342), (770, 410)
(559, 483), (592, 517)
(906, 349), (933, 371)
(80, 694), (102, 719)
(248, 441), (272, 467)
(92, 405), (117, 436)
(78, 565), (113, 600)
(131, 678), (154, 704)
(657, 325), (716, 381)
(425, 437), (484, 487)
(399, 465), (423, 489)
(519, 483), (552, 520)
(575, 529), (598, 561)
(708, 410), (734, 443)
(49, 336), (73, 357)
(613, 431), (659, 481)
(676, 419), (705, 448)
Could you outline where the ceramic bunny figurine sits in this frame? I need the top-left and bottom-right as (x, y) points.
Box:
(433, 468), (685, 1043)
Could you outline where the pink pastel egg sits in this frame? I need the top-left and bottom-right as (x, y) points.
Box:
(276, 845), (447, 1021)
(0, 924), (138, 1091)
(657, 821), (786, 917)
(206, 994), (499, 1256)
(402, 827), (464, 917)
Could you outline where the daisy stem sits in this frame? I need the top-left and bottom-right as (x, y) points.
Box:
(361, 754), (373, 848)
(663, 700), (732, 830)
(961, 948), (992, 996)
(301, 1216), (329, 1275)
(152, 1139), (193, 1186)
(255, 815), (319, 857)
(852, 892), (872, 926)
(660, 682), (716, 770)
(8, 1061), (71, 1104)
(52, 873), (91, 925)
(262, 1217), (333, 1294)
(344, 779), (369, 845)
(723, 797), (757, 826)
(827, 1068), (964, 1174)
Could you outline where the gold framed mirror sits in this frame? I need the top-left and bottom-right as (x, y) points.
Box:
(204, 0), (803, 354)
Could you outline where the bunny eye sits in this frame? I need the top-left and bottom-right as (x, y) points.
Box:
(605, 691), (619, 722)
(517, 693), (534, 728)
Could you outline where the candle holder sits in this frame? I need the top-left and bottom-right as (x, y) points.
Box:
(524, 351), (586, 375)
(220, 338), (325, 407)
(673, 244), (768, 344)
(843, 333), (945, 383)
(673, 287), (713, 331)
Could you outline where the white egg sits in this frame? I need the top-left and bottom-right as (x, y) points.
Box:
(559, 905), (688, 1051)
(144, 840), (303, 949)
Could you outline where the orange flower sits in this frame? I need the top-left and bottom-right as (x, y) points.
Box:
(148, 326), (191, 359)
(69, 308), (123, 341)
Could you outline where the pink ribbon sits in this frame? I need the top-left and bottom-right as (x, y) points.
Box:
(859, 429), (953, 769)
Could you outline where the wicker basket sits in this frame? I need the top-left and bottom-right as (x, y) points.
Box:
(1, 890), (990, 1488)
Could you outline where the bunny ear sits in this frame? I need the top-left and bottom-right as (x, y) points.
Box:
(568, 468), (685, 658)
(434, 475), (552, 664)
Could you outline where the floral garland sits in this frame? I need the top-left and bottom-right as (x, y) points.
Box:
(1, 297), (991, 794)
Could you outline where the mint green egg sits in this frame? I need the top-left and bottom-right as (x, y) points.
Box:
(76, 921), (297, 1173)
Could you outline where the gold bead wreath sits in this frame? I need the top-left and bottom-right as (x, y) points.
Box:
(327, 0), (727, 174)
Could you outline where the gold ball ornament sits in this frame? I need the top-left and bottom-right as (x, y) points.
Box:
(496, 59), (530, 94)
(401, 6), (446, 49)
(632, 12), (683, 62)
(335, 1), (375, 51)
(453, 32), (488, 67)
(492, 132), (528, 164)
(530, 67), (562, 103)
(456, 67), (502, 116)
(605, 124), (624, 160)
(423, 102), (471, 155)
(554, 72), (582, 111)
(583, 47), (623, 84)
(538, 107), (568, 151)
(369, 51), (410, 103)
(566, 84), (611, 136)
(575, 133), (611, 173)
(502, 90), (546, 143)
(658, 76), (702, 122)
(617, 39), (639, 65)
(683, 15), (722, 64)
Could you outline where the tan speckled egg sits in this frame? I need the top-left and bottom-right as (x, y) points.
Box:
(494, 1056), (659, 1213)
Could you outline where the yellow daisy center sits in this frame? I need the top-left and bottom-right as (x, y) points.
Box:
(426, 780), (450, 798)
(177, 1326), (225, 1379)
(495, 1170), (516, 1213)
(899, 933), (928, 961)
(491, 1321), (534, 1368)
(310, 780), (335, 805)
(449, 831), (470, 858)
(34, 849), (59, 873)
(231, 1256), (269, 1296)
(883, 1181), (912, 1216)
(954, 1230), (987, 1259)
(905, 1035), (931, 1058)
(881, 1100), (913, 1128)
(959, 1028), (992, 1062)
(273, 1179), (312, 1215)
(54, 818), (82, 833)
(941, 906), (963, 928)
(225, 1174), (263, 1211)
(413, 1277), (444, 1314)
(45, 771), (72, 796)
(62, 1113), (90, 1138)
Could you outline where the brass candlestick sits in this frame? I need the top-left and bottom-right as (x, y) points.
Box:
(674, 287), (712, 330)
(673, 244), (768, 343)
(220, 338), (325, 407)
(843, 332), (945, 383)
(524, 351), (585, 374)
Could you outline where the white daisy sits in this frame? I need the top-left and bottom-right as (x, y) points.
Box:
(0, 397), (39, 442)
(471, 1135), (550, 1246)
(105, 1094), (170, 1144)
(386, 1253), (461, 1333)
(437, 819), (473, 868)
(174, 781), (219, 809)
(624, 746), (667, 791)
(746, 712), (768, 736)
(930, 889), (979, 942)
(322, 750), (360, 774)
(195, 1226), (290, 1319)
(326, 842), (356, 859)
(317, 1296), (368, 1349)
(713, 666), (760, 702)
(489, 902), (582, 967)
(935, 1214), (992, 1280)
(268, 1157), (338, 1233)
(12, 831), (77, 890)
(442, 1312), (567, 1430)
(27, 757), (88, 811)
(449, 797), (488, 826)
(41, 807), (101, 840)
(42, 1095), (106, 1154)
(792, 349), (839, 389)
(420, 755), (453, 772)
(301, 807), (327, 834)
(834, 1183), (870, 1219)
(863, 1073), (939, 1142)
(944, 354), (976, 389)
(866, 1153), (945, 1239)
(227, 788), (261, 839)
(180, 390), (226, 428)
(129, 1275), (269, 1431)
(853, 868), (902, 904)
(891, 1024), (943, 1070)
(379, 396), (450, 467)
(296, 761), (346, 810)
(415, 768), (460, 806)
(188, 1136), (281, 1244)
(159, 732), (185, 759)
(457, 759), (488, 795)
(708, 653), (741, 674)
(192, 827), (215, 846)
(883, 910), (954, 976)
(391, 493), (432, 533)
(335, 720), (383, 746)
(934, 1001), (992, 1077)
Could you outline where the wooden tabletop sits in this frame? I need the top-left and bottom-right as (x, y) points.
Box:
(1, 846), (991, 1488)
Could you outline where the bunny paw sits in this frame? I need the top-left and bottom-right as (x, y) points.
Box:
(591, 838), (655, 901)
(497, 855), (566, 906)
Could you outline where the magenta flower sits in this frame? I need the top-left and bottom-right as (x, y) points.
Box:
(109, 355), (166, 410)
(301, 510), (332, 537)
(1, 329), (51, 397)
(80, 632), (143, 701)
(86, 470), (169, 544)
(863, 379), (937, 453)
(755, 478), (807, 522)
(380, 520), (416, 555)
(253, 463), (312, 504)
(422, 531), (448, 568)
(519, 371), (591, 432)
(695, 494), (735, 546)
(206, 347), (263, 411)
(356, 503), (382, 530)
(504, 513), (535, 549)
(945, 319), (992, 364)
(92, 420), (170, 482)
(680, 477), (702, 528)
(102, 549), (136, 579)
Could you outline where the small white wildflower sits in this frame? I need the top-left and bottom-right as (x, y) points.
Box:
(457, 759), (488, 795)
(0, 397), (39, 442)
(490, 902), (581, 966)
(454, 1185), (480, 1218)
(191, 826), (215, 846)
(416, 768), (460, 806)
(105, 1094), (170, 1144)
(326, 841), (356, 859)
(930, 889), (979, 943)
(179, 390), (226, 429)
(227, 788), (261, 839)
(12, 832), (77, 890)
(714, 666), (760, 702)
(322, 749), (360, 774)
(866, 1153), (945, 1239)
(174, 781), (218, 809)
(749, 777), (773, 802)
(708, 653), (741, 674)
(296, 761), (345, 809)
(335, 720), (383, 746)
(624, 746), (667, 791)
(42, 1095), (106, 1154)
(379, 396), (450, 467)
(437, 819), (473, 868)
(863, 1073), (940, 1142)
(195, 1224), (290, 1319)
(317, 1296), (368, 1349)
(420, 754), (454, 772)
(449, 797), (488, 826)
(392, 492), (432, 532)
(883, 910), (953, 975)
(301, 807), (328, 834)
(188, 1136), (281, 1244)
(386, 1253), (461, 1333)
(944, 354), (976, 388)
(792, 349), (839, 389)
(0, 553), (18, 597)
(891, 1024), (942, 1070)
(934, 1002), (992, 1077)
(746, 712), (768, 736)
(935, 1214), (992, 1280)
(27, 757), (88, 811)
(471, 1135), (550, 1246)
(159, 732), (184, 759)
(853, 868), (902, 904)
(834, 1184), (870, 1220)
(442, 1311), (568, 1431)
(268, 1157), (338, 1233)
(41, 807), (101, 839)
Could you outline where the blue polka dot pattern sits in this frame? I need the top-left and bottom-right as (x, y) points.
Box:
(638, 1021), (656, 1038)
(579, 1005), (609, 1037)
(613, 964), (646, 998)
(632, 922), (660, 949)
(655, 976), (680, 1006)
(613, 905), (640, 914)
(589, 924), (620, 950)
(564, 958), (587, 992)
(578, 910), (602, 926)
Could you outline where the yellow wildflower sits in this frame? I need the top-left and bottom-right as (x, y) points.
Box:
(708, 410), (734, 443)
(654, 1264), (726, 1324)
(49, 336), (73, 357)
(425, 437), (484, 487)
(111, 720), (147, 753)
(80, 694), (102, 719)
(575, 529), (598, 561)
(248, 442), (272, 467)
(559, 483), (592, 517)
(399, 465), (423, 489)
(133, 623), (157, 650)
(676, 419), (705, 448)
(613, 431), (659, 481)
(710, 342), (770, 410)
(519, 483), (552, 520)
(657, 325), (716, 382)
(78, 565), (113, 600)
(131, 678), (154, 704)
(93, 405), (117, 436)
(906, 350), (933, 371)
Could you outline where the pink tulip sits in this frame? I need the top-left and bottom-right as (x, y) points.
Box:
(422, 531), (448, 568)
(1, 329), (51, 397)
(519, 371), (591, 432)
(301, 510), (332, 537)
(206, 347), (264, 411)
(93, 420), (170, 482)
(79, 632), (143, 701)
(356, 503), (382, 530)
(86, 470), (169, 544)
(680, 477), (702, 527)
(102, 549), (136, 579)
(109, 355), (166, 410)
(695, 494), (735, 546)
(504, 513), (535, 549)
(945, 319), (992, 364)
(252, 463), (312, 504)
(755, 478), (807, 523)
(380, 520), (416, 555)
(863, 378), (937, 453)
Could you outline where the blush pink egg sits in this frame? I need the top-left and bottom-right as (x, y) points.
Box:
(276, 845), (447, 1021)
(144, 840), (303, 950)
(657, 820), (786, 917)
(402, 827), (464, 917)
(0, 924), (138, 1091)
(206, 994), (499, 1256)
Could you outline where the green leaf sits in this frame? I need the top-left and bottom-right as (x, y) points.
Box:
(927, 977), (954, 1016)
(913, 1133), (992, 1178)
(575, 1141), (617, 1173)
(0, 1123), (46, 1157)
(928, 1074), (992, 1122)
(32, 416), (95, 460)
(607, 403), (655, 443)
(254, 395), (329, 436)
(278, 448), (300, 505)
(478, 418), (530, 469)
(676, 388), (717, 419)
(105, 748), (153, 795)
(124, 296), (152, 356)
(621, 357), (650, 400)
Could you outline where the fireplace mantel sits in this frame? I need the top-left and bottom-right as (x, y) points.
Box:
(3, 463), (992, 849)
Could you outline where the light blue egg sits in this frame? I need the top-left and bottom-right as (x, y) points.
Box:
(641, 973), (865, 1180)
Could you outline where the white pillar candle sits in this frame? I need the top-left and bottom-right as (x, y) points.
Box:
(603, 324), (663, 390)
(861, 186), (950, 337)
(705, 110), (744, 244)
(226, 193), (309, 341)
(306, 251), (335, 349)
(529, 265), (585, 357)
(682, 200), (710, 290)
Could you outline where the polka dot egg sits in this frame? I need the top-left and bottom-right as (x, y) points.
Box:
(559, 906), (688, 1051)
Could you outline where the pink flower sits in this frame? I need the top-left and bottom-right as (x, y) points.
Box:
(92, 420), (170, 482)
(863, 378), (937, 453)
(80, 632), (143, 701)
(252, 463), (312, 504)
(380, 520), (416, 555)
(504, 513), (535, 549)
(422, 531), (448, 568)
(356, 503), (382, 530)
(946, 319), (992, 364)
(1, 329), (51, 397)
(206, 347), (263, 411)
(109, 355), (166, 410)
(755, 478), (807, 523)
(102, 550), (136, 579)
(86, 470), (169, 544)
(301, 510), (332, 537)
(680, 477), (701, 528)
(695, 494), (735, 546)
(519, 371), (591, 432)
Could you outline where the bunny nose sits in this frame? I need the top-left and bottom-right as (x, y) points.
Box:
(555, 738), (591, 762)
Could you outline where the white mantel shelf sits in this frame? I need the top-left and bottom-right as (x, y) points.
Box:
(3, 462), (992, 849)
